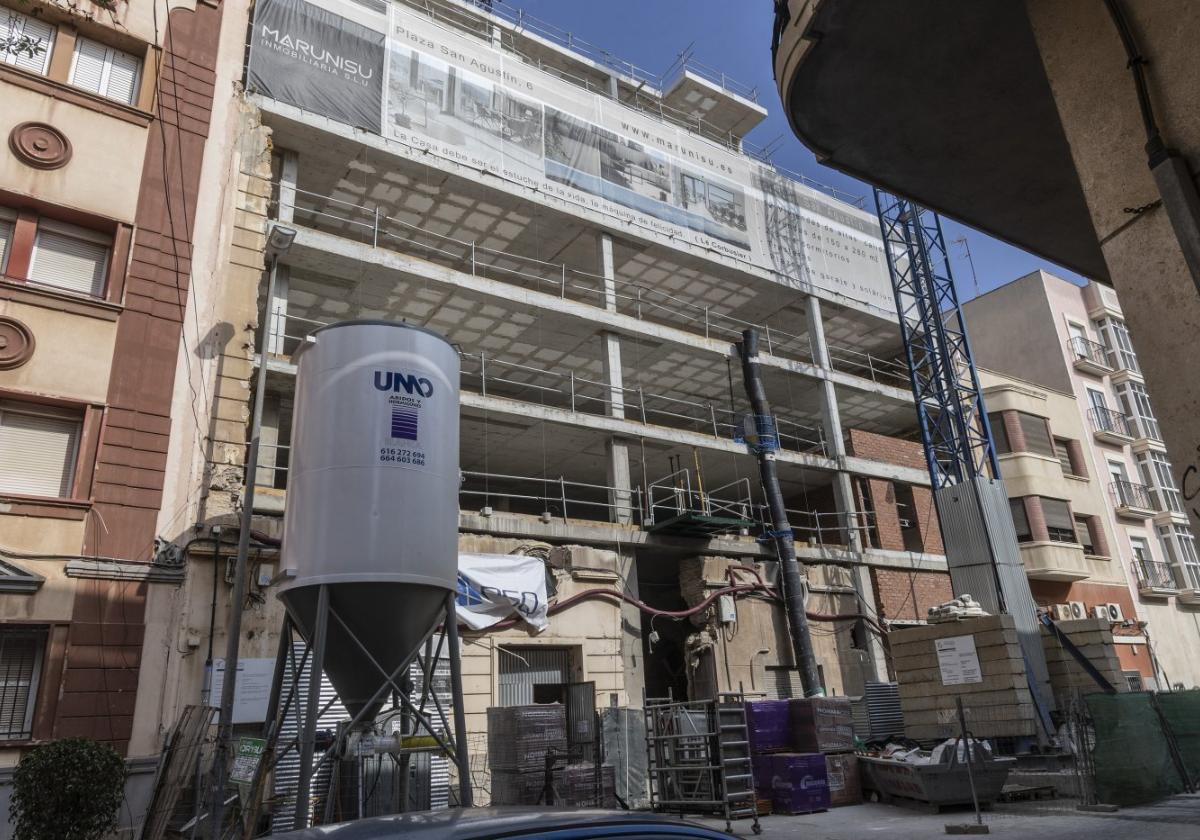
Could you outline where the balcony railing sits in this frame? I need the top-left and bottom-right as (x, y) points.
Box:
(1134, 559), (1178, 593)
(261, 180), (911, 389)
(1088, 406), (1132, 438)
(1067, 336), (1111, 370)
(1110, 479), (1155, 513)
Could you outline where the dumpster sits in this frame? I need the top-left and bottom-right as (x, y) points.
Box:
(859, 740), (1013, 811)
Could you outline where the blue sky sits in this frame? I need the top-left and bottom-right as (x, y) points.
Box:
(503, 0), (1088, 299)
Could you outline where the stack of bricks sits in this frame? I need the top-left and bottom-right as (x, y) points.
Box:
(891, 615), (1037, 741)
(791, 698), (861, 807)
(1041, 618), (1126, 705)
(487, 704), (569, 805)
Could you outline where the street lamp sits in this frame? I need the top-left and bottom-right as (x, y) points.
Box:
(210, 223), (295, 839)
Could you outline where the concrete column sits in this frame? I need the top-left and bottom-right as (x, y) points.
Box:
(606, 74), (619, 100)
(806, 296), (888, 682)
(598, 232), (634, 524)
(269, 150), (299, 356)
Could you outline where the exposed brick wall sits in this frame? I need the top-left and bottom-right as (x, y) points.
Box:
(911, 486), (944, 554)
(1029, 580), (1139, 621)
(847, 431), (944, 554)
(871, 568), (954, 622)
(846, 429), (926, 470)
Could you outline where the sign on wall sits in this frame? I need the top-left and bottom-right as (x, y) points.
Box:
(935, 635), (983, 686)
(211, 658), (277, 723)
(246, 0), (895, 314)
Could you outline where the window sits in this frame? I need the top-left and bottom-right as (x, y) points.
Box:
(1055, 437), (1084, 477)
(1017, 412), (1054, 457)
(28, 219), (110, 297)
(1124, 672), (1143, 692)
(0, 629), (44, 741)
(1138, 451), (1183, 514)
(1009, 498), (1032, 543)
(1042, 498), (1076, 543)
(0, 207), (12, 274)
(1161, 524), (1200, 590)
(1074, 516), (1096, 555)
(0, 8), (55, 75)
(0, 402), (81, 498)
(1130, 535), (1152, 566)
(69, 36), (140, 105)
(1118, 382), (1161, 441)
(1098, 318), (1139, 373)
(988, 412), (1010, 454)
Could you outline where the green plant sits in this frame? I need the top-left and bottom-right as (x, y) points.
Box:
(9, 738), (128, 840)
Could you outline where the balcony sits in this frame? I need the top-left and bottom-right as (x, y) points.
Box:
(1110, 479), (1157, 519)
(1020, 541), (1090, 582)
(1088, 406), (1133, 445)
(1134, 559), (1178, 598)
(1068, 336), (1112, 375)
(1126, 415), (1163, 448)
(1177, 565), (1200, 607)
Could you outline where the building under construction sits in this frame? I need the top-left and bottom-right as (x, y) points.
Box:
(148, 0), (960, 806)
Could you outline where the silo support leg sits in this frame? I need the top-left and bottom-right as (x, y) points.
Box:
(295, 585), (329, 830)
(445, 591), (473, 806)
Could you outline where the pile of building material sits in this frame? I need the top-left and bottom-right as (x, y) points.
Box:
(890, 615), (1037, 742)
(1041, 618), (1125, 704)
(927, 594), (988, 623)
(488, 704), (615, 807)
(747, 697), (861, 813)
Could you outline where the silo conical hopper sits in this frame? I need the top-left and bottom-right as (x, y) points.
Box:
(277, 320), (459, 721)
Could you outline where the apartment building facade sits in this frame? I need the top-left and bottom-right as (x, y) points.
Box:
(966, 271), (1200, 689)
(126, 0), (959, 800)
(0, 0), (228, 767)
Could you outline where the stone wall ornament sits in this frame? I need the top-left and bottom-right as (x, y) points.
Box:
(0, 317), (36, 370)
(9, 122), (73, 170)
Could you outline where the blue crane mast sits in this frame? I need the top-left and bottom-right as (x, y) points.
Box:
(873, 190), (1056, 741)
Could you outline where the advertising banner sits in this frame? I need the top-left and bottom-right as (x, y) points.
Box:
(247, 0), (385, 133)
(456, 553), (550, 631)
(247, 0), (894, 314)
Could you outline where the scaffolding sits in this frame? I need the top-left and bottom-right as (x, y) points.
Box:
(644, 693), (760, 834)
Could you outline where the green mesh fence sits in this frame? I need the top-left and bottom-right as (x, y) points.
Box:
(1156, 690), (1200, 783)
(1085, 692), (1187, 806)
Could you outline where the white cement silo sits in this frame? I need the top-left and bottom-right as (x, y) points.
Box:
(278, 320), (460, 720)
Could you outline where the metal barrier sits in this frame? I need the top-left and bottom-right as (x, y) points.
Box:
(1088, 406), (1132, 437)
(259, 180), (909, 389)
(1134, 559), (1178, 592)
(1110, 478), (1155, 511)
(1068, 335), (1110, 368)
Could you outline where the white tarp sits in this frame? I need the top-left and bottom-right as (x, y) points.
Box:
(455, 553), (549, 631)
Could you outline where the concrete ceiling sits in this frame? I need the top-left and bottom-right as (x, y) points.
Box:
(779, 0), (1108, 282)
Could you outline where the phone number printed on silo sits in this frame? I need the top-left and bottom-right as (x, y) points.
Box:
(379, 446), (426, 467)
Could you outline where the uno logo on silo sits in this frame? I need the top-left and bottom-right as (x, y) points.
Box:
(373, 370), (434, 397)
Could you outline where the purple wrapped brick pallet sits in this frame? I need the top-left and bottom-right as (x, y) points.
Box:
(751, 753), (775, 797)
(770, 752), (830, 815)
(744, 699), (791, 754)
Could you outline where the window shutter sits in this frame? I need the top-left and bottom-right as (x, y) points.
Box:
(29, 225), (109, 296)
(70, 36), (108, 95)
(105, 47), (140, 103)
(1017, 412), (1054, 457)
(2, 12), (55, 75)
(0, 218), (12, 274)
(70, 37), (140, 104)
(0, 407), (80, 498)
(0, 632), (42, 740)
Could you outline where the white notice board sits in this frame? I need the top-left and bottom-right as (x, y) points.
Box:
(211, 658), (276, 723)
(935, 635), (983, 686)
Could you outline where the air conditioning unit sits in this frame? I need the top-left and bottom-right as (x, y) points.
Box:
(1106, 603), (1125, 622)
(1050, 604), (1074, 621)
(1093, 605), (1110, 620)
(1068, 600), (1087, 620)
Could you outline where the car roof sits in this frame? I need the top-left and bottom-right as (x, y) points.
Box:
(268, 808), (732, 839)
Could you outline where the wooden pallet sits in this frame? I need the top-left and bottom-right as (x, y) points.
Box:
(998, 783), (1058, 802)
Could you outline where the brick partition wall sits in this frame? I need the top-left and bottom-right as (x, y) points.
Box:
(846, 430), (944, 554)
(871, 568), (954, 622)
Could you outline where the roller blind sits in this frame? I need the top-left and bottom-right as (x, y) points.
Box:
(1017, 411), (1054, 457)
(0, 216), (12, 274)
(1042, 497), (1075, 543)
(0, 10), (55, 75)
(0, 631), (43, 740)
(70, 36), (140, 104)
(28, 222), (110, 297)
(0, 404), (80, 498)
